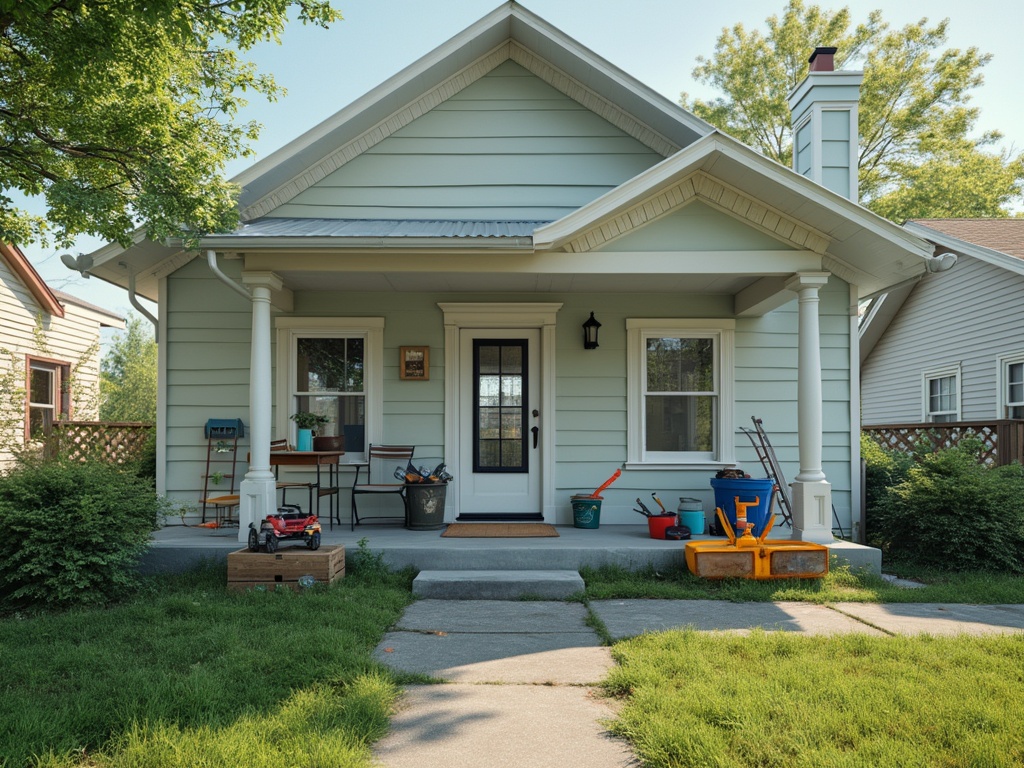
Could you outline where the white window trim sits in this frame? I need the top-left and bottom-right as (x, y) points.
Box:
(997, 352), (1024, 419)
(921, 364), (961, 423)
(275, 317), (384, 459)
(626, 318), (735, 469)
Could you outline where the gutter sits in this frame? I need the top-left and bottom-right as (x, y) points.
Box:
(206, 250), (252, 301)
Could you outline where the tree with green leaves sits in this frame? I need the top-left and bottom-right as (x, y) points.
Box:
(681, 1), (1024, 221)
(100, 314), (158, 423)
(0, 0), (341, 250)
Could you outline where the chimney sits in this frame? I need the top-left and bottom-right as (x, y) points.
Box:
(808, 46), (837, 72)
(788, 47), (863, 201)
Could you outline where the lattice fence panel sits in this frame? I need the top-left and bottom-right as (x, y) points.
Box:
(862, 421), (1024, 467)
(49, 422), (154, 465)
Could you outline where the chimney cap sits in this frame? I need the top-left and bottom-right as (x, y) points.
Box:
(808, 46), (838, 71)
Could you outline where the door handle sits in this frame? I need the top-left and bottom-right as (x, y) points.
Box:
(531, 426), (539, 449)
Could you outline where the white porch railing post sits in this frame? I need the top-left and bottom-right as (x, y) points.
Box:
(785, 272), (834, 543)
(237, 272), (283, 543)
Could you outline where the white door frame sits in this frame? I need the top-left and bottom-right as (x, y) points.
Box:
(440, 303), (562, 522)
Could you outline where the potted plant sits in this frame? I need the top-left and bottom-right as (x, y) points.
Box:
(290, 412), (327, 452)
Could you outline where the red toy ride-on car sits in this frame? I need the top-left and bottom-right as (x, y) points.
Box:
(248, 505), (321, 553)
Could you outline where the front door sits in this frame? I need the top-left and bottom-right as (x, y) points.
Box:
(458, 329), (541, 518)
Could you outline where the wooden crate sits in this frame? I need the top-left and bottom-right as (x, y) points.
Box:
(227, 545), (345, 591)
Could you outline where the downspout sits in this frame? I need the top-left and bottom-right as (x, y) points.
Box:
(118, 261), (160, 335)
(206, 250), (252, 301)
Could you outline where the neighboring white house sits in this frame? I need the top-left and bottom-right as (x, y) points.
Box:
(861, 219), (1024, 426)
(81, 3), (940, 547)
(0, 242), (124, 467)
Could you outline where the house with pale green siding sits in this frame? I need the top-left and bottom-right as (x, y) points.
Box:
(83, 4), (942, 549)
(0, 242), (124, 467)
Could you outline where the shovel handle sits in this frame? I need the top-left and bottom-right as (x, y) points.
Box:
(591, 468), (621, 498)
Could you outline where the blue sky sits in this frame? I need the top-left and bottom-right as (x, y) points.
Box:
(18, 0), (1024, 317)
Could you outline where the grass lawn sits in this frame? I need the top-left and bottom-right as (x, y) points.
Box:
(0, 554), (415, 768)
(604, 630), (1024, 768)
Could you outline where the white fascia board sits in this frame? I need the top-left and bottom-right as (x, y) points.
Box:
(857, 281), (917, 363)
(903, 221), (1024, 277)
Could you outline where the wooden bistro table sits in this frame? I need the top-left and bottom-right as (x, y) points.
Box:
(266, 450), (344, 528)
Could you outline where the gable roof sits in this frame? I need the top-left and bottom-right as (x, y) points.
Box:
(0, 242), (64, 317)
(234, 1), (712, 221)
(860, 219), (1024, 362)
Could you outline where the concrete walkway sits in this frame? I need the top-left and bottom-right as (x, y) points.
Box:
(372, 599), (1024, 767)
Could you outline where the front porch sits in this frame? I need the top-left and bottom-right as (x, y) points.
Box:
(143, 522), (881, 576)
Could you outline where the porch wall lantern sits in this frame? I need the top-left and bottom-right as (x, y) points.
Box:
(582, 312), (602, 350)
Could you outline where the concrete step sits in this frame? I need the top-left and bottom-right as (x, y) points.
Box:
(413, 570), (585, 600)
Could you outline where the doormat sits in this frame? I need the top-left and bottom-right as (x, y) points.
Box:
(441, 523), (559, 538)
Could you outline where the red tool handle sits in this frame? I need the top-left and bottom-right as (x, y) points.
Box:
(591, 468), (621, 498)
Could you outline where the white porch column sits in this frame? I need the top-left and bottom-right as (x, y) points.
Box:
(785, 272), (834, 543)
(236, 271), (283, 543)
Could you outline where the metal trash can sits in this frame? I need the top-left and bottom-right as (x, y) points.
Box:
(406, 483), (447, 530)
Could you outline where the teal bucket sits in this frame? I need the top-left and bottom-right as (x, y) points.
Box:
(710, 477), (774, 537)
(571, 495), (602, 529)
(678, 509), (705, 536)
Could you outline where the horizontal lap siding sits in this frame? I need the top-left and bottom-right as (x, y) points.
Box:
(1, 260), (109, 465)
(863, 256), (1024, 423)
(272, 61), (664, 222)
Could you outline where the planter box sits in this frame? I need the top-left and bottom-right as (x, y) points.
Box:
(227, 544), (345, 591)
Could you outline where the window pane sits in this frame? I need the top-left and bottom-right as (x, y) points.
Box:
(478, 376), (500, 407)
(501, 439), (524, 469)
(928, 375), (956, 415)
(478, 345), (500, 373)
(479, 409), (500, 439)
(294, 394), (364, 442)
(29, 406), (52, 437)
(478, 440), (500, 468)
(1009, 363), (1024, 404)
(645, 395), (714, 452)
(297, 338), (363, 392)
(501, 345), (522, 374)
(646, 338), (713, 392)
(500, 410), (522, 439)
(500, 375), (522, 406)
(29, 367), (54, 405)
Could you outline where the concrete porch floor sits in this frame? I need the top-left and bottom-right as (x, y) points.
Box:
(143, 522), (881, 575)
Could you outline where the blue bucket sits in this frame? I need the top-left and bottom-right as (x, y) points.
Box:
(710, 478), (775, 537)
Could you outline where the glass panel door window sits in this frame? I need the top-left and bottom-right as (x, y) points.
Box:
(473, 339), (527, 472)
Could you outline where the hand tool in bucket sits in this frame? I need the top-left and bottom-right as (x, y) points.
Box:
(590, 468), (621, 498)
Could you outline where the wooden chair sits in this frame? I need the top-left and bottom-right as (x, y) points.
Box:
(351, 444), (415, 530)
(272, 439), (314, 513)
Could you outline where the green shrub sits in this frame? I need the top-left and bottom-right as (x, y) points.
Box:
(873, 440), (1024, 572)
(0, 460), (160, 611)
(861, 434), (914, 546)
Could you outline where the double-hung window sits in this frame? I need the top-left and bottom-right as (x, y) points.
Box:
(922, 366), (960, 423)
(27, 357), (70, 439)
(276, 318), (384, 459)
(999, 354), (1024, 419)
(627, 319), (734, 466)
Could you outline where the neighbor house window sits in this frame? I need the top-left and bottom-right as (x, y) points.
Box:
(923, 367), (960, 423)
(275, 318), (384, 458)
(627, 319), (734, 466)
(999, 354), (1024, 419)
(26, 357), (71, 439)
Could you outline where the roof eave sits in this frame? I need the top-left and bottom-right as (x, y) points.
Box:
(903, 221), (1024, 277)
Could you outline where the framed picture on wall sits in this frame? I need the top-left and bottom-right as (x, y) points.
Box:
(400, 346), (429, 380)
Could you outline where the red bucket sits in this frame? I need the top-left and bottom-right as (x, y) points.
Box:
(647, 514), (677, 539)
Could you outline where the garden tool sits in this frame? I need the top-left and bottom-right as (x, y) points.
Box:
(634, 498), (654, 517)
(591, 468), (621, 498)
(652, 493), (667, 513)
